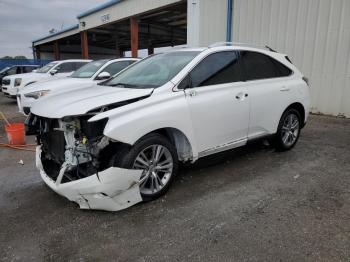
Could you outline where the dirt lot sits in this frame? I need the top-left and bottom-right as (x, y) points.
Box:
(0, 94), (349, 262)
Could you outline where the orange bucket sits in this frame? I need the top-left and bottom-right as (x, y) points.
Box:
(5, 123), (25, 145)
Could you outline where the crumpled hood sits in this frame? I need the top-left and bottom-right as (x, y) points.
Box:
(19, 77), (91, 95)
(30, 85), (153, 118)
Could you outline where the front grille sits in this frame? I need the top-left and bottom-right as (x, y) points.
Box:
(2, 79), (10, 86)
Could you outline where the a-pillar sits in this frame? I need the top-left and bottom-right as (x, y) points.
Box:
(80, 31), (89, 59)
(53, 41), (60, 60)
(130, 17), (139, 58)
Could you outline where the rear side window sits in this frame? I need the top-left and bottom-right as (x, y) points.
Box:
(190, 51), (241, 87)
(240, 51), (292, 81)
(102, 61), (134, 76)
(56, 62), (74, 73)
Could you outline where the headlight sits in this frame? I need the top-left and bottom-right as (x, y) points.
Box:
(14, 78), (22, 87)
(24, 90), (50, 99)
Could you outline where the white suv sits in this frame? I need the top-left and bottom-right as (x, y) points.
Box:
(17, 58), (139, 115)
(26, 44), (310, 211)
(2, 59), (91, 98)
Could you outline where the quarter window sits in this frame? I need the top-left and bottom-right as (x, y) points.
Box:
(240, 51), (292, 81)
(190, 51), (241, 88)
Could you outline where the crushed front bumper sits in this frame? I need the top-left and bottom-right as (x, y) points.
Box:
(36, 146), (143, 211)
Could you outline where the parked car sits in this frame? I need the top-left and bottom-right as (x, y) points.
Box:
(2, 59), (91, 98)
(26, 44), (310, 211)
(0, 65), (40, 87)
(17, 58), (139, 115)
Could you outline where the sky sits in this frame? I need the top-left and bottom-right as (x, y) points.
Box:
(0, 0), (102, 58)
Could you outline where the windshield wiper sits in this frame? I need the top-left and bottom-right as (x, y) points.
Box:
(106, 83), (139, 88)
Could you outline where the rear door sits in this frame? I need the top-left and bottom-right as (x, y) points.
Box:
(239, 51), (294, 138)
(183, 51), (250, 155)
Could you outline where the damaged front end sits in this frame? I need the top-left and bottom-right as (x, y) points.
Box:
(25, 113), (142, 211)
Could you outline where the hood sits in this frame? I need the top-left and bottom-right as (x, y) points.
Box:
(4, 72), (40, 80)
(19, 77), (91, 95)
(31, 85), (153, 118)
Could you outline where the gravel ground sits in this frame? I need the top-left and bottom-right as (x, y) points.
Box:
(0, 94), (349, 262)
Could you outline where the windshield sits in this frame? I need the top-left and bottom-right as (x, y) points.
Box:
(103, 51), (200, 89)
(0, 67), (10, 74)
(36, 62), (58, 73)
(71, 60), (108, 78)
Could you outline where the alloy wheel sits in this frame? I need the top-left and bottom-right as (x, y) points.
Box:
(281, 113), (300, 147)
(132, 144), (173, 195)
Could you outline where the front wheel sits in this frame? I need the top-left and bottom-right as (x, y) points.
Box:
(111, 133), (178, 202)
(273, 108), (301, 151)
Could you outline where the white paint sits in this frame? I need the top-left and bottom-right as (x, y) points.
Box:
(17, 58), (140, 115)
(2, 59), (91, 97)
(33, 46), (310, 161)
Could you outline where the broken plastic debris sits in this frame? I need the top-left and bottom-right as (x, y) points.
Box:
(18, 159), (24, 165)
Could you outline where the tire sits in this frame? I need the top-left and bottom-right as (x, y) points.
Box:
(111, 133), (178, 202)
(273, 108), (301, 151)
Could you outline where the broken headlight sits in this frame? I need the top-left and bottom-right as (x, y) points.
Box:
(24, 90), (50, 99)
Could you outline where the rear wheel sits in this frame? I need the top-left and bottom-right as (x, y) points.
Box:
(273, 108), (301, 151)
(112, 133), (178, 201)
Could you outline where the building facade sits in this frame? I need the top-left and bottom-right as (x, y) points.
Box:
(33, 0), (350, 117)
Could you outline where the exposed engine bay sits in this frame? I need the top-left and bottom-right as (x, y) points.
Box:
(26, 113), (110, 182)
(25, 113), (143, 211)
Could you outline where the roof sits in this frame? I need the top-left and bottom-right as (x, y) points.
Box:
(32, 24), (79, 44)
(77, 0), (125, 19)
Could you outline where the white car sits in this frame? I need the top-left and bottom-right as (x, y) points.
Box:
(26, 44), (310, 212)
(2, 59), (91, 98)
(17, 58), (139, 115)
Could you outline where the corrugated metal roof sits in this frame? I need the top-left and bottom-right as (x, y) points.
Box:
(32, 24), (79, 44)
(77, 0), (125, 19)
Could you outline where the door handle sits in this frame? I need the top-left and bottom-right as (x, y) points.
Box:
(280, 86), (290, 92)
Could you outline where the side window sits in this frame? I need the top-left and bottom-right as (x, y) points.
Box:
(189, 51), (241, 88)
(73, 62), (88, 71)
(16, 67), (22, 74)
(270, 59), (293, 77)
(55, 63), (74, 73)
(102, 61), (132, 76)
(240, 51), (292, 81)
(7, 67), (17, 75)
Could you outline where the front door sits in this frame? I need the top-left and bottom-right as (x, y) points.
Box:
(183, 51), (250, 155)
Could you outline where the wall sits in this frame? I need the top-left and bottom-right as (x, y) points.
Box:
(232, 0), (350, 117)
(187, 0), (227, 47)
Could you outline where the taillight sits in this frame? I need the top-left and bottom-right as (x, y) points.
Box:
(302, 76), (309, 86)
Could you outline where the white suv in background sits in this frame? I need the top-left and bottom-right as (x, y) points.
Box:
(2, 59), (91, 98)
(17, 58), (139, 115)
(26, 44), (310, 212)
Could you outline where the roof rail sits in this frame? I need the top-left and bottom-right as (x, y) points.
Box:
(208, 42), (276, 51)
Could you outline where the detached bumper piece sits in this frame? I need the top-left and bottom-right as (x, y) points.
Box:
(36, 146), (143, 211)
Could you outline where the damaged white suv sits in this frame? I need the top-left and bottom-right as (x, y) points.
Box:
(26, 44), (310, 211)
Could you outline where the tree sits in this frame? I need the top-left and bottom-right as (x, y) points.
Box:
(1, 56), (12, 59)
(14, 56), (28, 60)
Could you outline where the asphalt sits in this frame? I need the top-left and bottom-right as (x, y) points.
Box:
(0, 94), (349, 262)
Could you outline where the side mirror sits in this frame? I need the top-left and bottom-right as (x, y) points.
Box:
(32, 69), (37, 73)
(96, 71), (111, 80)
(178, 75), (191, 90)
(50, 69), (58, 76)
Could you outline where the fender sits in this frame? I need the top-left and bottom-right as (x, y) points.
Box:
(89, 86), (199, 159)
